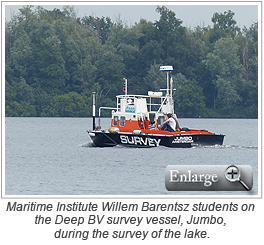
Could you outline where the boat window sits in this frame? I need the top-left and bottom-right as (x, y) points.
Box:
(158, 116), (165, 127)
(120, 116), (126, 126)
(113, 116), (118, 126)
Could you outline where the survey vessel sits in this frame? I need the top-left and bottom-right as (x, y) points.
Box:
(88, 66), (224, 147)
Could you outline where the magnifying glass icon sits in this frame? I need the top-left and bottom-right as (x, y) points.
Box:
(224, 165), (250, 191)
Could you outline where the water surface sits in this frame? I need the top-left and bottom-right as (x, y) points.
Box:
(5, 117), (258, 196)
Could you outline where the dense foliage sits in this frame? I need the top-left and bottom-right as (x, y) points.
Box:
(5, 6), (258, 118)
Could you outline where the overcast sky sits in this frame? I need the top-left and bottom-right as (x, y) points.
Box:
(5, 2), (259, 29)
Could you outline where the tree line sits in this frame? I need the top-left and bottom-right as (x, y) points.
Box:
(5, 5), (258, 118)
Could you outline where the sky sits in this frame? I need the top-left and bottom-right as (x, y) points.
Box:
(4, 2), (259, 29)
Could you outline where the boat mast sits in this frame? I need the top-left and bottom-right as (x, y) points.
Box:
(160, 66), (173, 92)
(92, 91), (96, 130)
(160, 66), (174, 114)
(166, 71), (170, 96)
(123, 78), (127, 96)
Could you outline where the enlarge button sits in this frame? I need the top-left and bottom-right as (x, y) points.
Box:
(165, 165), (253, 191)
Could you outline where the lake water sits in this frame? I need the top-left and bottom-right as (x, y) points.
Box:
(4, 117), (259, 196)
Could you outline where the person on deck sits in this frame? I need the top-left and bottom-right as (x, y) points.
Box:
(160, 113), (176, 132)
(149, 121), (156, 130)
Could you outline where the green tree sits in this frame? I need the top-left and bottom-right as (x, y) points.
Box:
(4, 5), (258, 118)
(154, 6), (189, 74)
(208, 10), (240, 43)
(211, 10), (237, 31)
(204, 37), (246, 113)
(32, 36), (67, 94)
(5, 101), (36, 117)
(174, 73), (206, 118)
(81, 15), (113, 44)
(243, 22), (258, 42)
(155, 6), (183, 59)
(9, 31), (33, 79)
(143, 64), (166, 92)
(95, 44), (125, 104)
(41, 92), (89, 117)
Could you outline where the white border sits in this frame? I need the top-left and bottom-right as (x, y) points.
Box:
(1, 1), (262, 199)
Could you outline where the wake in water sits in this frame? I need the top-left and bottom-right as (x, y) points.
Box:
(194, 144), (258, 150)
(80, 142), (125, 148)
(221, 145), (258, 149)
(80, 142), (94, 147)
(80, 142), (257, 150)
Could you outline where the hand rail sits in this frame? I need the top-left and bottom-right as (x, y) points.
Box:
(98, 107), (117, 130)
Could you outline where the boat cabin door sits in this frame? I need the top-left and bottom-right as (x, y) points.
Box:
(149, 113), (156, 125)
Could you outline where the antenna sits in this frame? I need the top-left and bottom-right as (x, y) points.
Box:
(92, 92), (96, 130)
